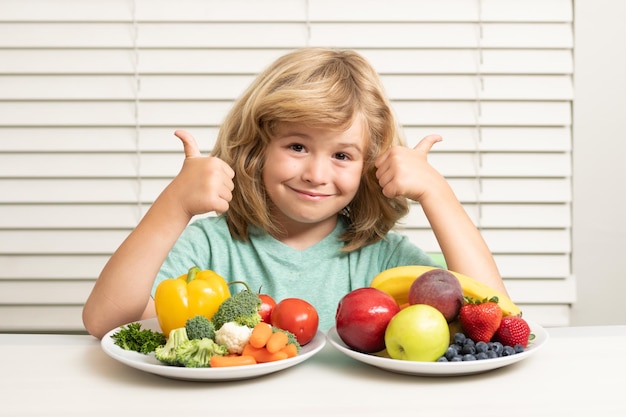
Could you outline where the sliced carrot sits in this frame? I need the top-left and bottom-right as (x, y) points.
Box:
(249, 322), (273, 349)
(210, 355), (257, 368)
(242, 344), (289, 363)
(265, 330), (289, 353)
(280, 343), (299, 358)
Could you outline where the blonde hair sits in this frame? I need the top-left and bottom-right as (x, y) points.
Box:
(212, 47), (409, 251)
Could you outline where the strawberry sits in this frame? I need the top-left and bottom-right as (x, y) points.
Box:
(494, 316), (532, 348)
(459, 296), (502, 343)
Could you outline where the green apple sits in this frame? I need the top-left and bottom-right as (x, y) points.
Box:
(384, 304), (450, 362)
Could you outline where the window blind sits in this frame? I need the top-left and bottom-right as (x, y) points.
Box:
(0, 0), (574, 331)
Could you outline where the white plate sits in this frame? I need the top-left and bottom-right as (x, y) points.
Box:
(101, 318), (326, 381)
(326, 319), (548, 377)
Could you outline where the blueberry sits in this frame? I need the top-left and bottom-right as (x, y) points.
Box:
(462, 354), (477, 361)
(502, 346), (516, 356)
(475, 341), (489, 353)
(489, 342), (504, 355)
(444, 346), (458, 360)
(453, 333), (466, 346)
(437, 356), (449, 362)
(476, 352), (489, 360)
(462, 344), (476, 355)
(514, 344), (525, 354)
(451, 356), (463, 362)
(486, 350), (499, 359)
(463, 338), (476, 348)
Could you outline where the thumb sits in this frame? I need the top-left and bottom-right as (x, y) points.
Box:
(174, 129), (202, 158)
(413, 134), (442, 154)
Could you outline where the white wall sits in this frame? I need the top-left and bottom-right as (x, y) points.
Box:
(571, 0), (626, 325)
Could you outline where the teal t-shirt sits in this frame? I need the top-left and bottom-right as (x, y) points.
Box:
(152, 215), (440, 331)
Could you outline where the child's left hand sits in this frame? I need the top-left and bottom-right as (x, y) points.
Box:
(374, 134), (443, 202)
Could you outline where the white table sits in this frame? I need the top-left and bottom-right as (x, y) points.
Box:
(1, 325), (624, 416)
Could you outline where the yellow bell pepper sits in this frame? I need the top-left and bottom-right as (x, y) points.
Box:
(154, 266), (230, 337)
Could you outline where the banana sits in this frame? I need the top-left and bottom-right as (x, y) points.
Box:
(369, 265), (522, 317)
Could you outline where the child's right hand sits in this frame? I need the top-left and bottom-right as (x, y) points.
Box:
(168, 130), (235, 217)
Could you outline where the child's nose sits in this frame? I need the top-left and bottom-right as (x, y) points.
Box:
(302, 156), (329, 184)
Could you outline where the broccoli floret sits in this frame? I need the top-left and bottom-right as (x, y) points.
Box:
(272, 326), (301, 354)
(185, 315), (215, 340)
(174, 338), (228, 368)
(211, 288), (262, 330)
(154, 327), (189, 366)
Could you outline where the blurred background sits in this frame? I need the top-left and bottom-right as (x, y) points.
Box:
(0, 0), (623, 332)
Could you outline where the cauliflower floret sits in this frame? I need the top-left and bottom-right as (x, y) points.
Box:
(214, 322), (253, 354)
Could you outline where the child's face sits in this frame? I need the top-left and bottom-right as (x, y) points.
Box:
(263, 119), (367, 232)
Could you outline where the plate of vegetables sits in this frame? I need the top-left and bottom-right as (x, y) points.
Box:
(101, 317), (326, 381)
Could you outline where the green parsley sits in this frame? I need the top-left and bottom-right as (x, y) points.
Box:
(110, 322), (167, 354)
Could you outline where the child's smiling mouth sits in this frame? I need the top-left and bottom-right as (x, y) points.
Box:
(289, 186), (333, 201)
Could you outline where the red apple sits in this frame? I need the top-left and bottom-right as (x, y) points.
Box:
(408, 269), (463, 322)
(335, 287), (400, 353)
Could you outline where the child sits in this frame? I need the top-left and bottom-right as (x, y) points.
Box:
(83, 48), (506, 339)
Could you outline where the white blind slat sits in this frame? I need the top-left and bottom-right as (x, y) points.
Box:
(0, 281), (92, 305)
(0, 127), (217, 152)
(0, 179), (169, 203)
(0, 230), (130, 255)
(0, 205), (146, 229)
(519, 305), (570, 328)
(429, 153), (571, 177)
(310, 23), (572, 48)
(0, 255), (108, 279)
(137, 0), (308, 21)
(1, 74), (573, 101)
(404, 229), (571, 254)
(478, 178), (571, 202)
(0, 0), (133, 21)
(140, 23), (309, 48)
(311, 0), (573, 22)
(0, 49), (573, 75)
(0, 50), (135, 74)
(0, 23), (135, 48)
(364, 49), (574, 74)
(394, 102), (571, 126)
(0, 306), (85, 332)
(506, 274), (576, 304)
(403, 204), (571, 229)
(1, 0), (573, 24)
(404, 127), (571, 152)
(495, 254), (571, 279)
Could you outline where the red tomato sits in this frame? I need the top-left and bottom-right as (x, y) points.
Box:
(271, 298), (319, 345)
(258, 294), (277, 324)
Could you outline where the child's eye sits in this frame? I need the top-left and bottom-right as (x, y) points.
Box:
(289, 144), (305, 152)
(334, 152), (350, 161)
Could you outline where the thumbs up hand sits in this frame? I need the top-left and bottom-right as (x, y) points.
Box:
(374, 134), (443, 202)
(167, 129), (235, 216)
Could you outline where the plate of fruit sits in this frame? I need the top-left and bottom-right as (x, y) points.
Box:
(328, 266), (549, 376)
